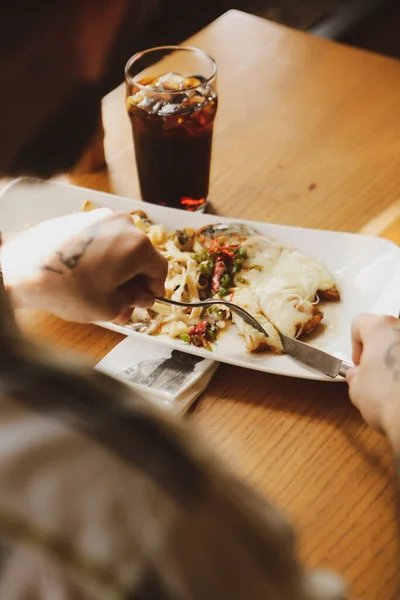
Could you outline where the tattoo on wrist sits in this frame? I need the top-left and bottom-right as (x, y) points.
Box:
(42, 265), (63, 275)
(384, 337), (400, 382)
(41, 223), (99, 275)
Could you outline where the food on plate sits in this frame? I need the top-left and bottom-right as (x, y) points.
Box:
(82, 203), (340, 353)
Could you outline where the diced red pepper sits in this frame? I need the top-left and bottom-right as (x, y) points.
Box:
(219, 247), (234, 259)
(209, 239), (222, 254)
(189, 320), (213, 350)
(211, 259), (226, 293)
(189, 320), (208, 337)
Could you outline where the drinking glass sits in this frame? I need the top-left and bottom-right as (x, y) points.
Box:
(125, 46), (218, 211)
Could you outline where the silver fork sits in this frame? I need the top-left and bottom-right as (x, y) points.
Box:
(155, 297), (353, 379)
(155, 297), (269, 336)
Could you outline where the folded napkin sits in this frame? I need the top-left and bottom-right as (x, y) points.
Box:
(96, 336), (218, 414)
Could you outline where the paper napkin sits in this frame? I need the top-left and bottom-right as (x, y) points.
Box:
(96, 336), (218, 414)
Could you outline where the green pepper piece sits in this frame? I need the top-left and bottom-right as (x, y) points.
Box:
(206, 329), (217, 342)
(218, 287), (229, 297)
(200, 262), (212, 275)
(221, 273), (230, 288)
(231, 260), (242, 274)
(192, 335), (202, 346)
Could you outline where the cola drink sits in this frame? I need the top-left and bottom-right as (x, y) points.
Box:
(125, 49), (218, 211)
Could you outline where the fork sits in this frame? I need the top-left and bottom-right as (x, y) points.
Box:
(155, 297), (269, 336)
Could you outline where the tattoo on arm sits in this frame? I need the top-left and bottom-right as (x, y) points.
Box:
(41, 223), (98, 275)
(384, 330), (400, 382)
(56, 232), (95, 269)
(42, 264), (64, 275)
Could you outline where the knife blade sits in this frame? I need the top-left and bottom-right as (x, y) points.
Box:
(279, 333), (353, 379)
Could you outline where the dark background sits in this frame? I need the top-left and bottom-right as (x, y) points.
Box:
(104, 0), (400, 93)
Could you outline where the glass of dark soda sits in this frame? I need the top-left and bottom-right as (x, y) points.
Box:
(125, 46), (218, 211)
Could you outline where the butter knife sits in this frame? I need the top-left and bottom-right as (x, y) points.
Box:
(277, 334), (353, 379)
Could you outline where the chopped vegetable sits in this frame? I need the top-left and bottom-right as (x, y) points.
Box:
(187, 320), (220, 350)
(176, 229), (194, 251)
(196, 238), (247, 298)
(198, 274), (209, 288)
(192, 334), (202, 347)
(189, 320), (207, 337)
(211, 259), (226, 293)
(180, 333), (191, 343)
(231, 260), (242, 274)
(200, 262), (213, 276)
(206, 327), (218, 342)
(220, 273), (230, 288)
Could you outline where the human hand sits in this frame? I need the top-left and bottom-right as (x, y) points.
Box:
(1, 208), (167, 324)
(347, 314), (400, 449)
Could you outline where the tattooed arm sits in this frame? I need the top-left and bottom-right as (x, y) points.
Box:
(0, 208), (167, 323)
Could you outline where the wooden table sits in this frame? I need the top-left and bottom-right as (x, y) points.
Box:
(17, 10), (400, 600)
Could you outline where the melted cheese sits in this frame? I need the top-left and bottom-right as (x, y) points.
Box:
(232, 288), (282, 352)
(232, 239), (335, 350)
(245, 242), (335, 299)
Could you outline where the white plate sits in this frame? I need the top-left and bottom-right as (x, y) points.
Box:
(1, 178), (400, 382)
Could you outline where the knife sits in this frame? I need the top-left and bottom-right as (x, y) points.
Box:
(277, 333), (353, 379)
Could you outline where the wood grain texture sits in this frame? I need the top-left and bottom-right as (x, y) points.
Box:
(15, 310), (123, 364)
(360, 199), (400, 245)
(9, 10), (400, 600)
